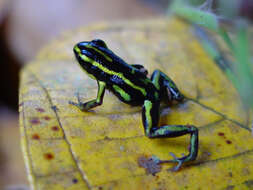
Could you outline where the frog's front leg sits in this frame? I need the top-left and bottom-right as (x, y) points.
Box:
(69, 80), (106, 111)
(142, 99), (198, 171)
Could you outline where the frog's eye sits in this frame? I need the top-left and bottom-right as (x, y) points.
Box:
(91, 39), (108, 49)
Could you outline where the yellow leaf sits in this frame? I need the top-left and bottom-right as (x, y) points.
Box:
(19, 18), (253, 190)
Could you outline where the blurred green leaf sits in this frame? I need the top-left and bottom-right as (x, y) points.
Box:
(233, 23), (253, 108)
(169, 0), (253, 109)
(170, 0), (219, 31)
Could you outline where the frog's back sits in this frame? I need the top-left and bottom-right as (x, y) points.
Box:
(95, 48), (155, 105)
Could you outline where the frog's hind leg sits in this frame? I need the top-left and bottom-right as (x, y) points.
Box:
(142, 99), (198, 171)
(151, 70), (184, 102)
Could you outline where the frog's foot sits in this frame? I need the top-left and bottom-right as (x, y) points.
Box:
(158, 152), (185, 172)
(69, 92), (88, 111)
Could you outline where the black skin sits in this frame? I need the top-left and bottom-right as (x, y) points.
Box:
(69, 39), (199, 171)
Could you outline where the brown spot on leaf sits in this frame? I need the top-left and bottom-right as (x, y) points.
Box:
(44, 153), (54, 160)
(72, 178), (78, 184)
(44, 116), (51, 120)
(226, 140), (232, 144)
(218, 132), (225, 137)
(138, 155), (161, 176)
(51, 126), (59, 131)
(104, 136), (111, 141)
(32, 134), (40, 140)
(30, 118), (40, 125)
(36, 108), (45, 112)
(225, 185), (235, 190)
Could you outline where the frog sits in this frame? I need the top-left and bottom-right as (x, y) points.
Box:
(69, 39), (198, 171)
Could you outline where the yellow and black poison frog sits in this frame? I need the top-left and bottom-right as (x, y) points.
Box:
(69, 39), (198, 171)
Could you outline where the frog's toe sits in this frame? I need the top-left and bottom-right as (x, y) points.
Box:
(76, 92), (82, 103)
(158, 152), (184, 171)
(69, 100), (78, 106)
(166, 152), (183, 171)
(170, 160), (183, 171)
(69, 101), (85, 111)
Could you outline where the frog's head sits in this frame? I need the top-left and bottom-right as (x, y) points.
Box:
(74, 39), (108, 56)
(73, 39), (109, 73)
(73, 39), (108, 59)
